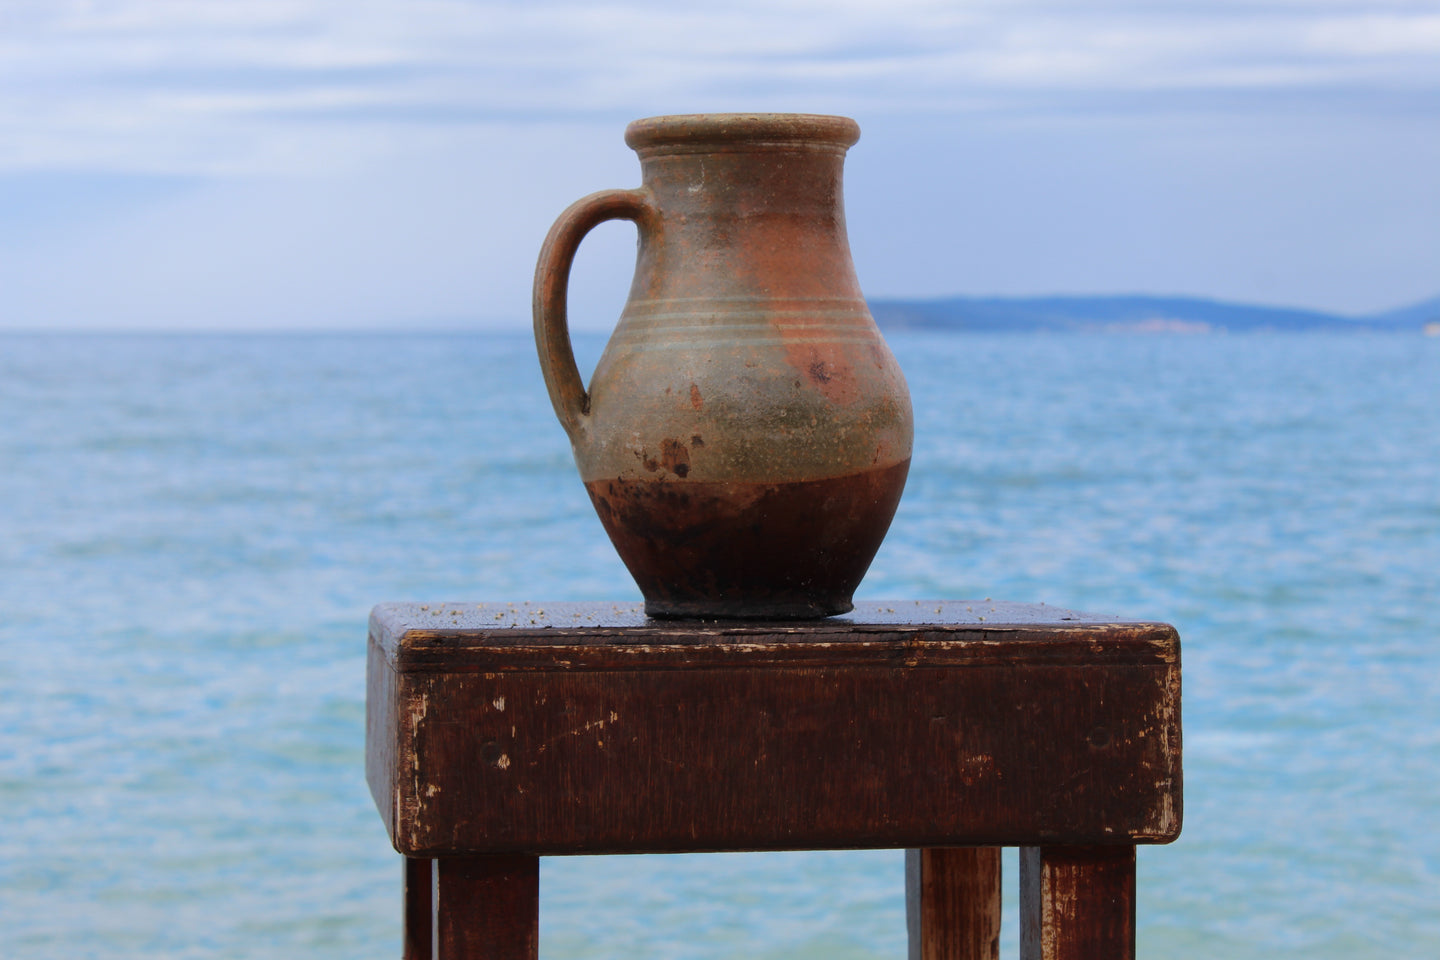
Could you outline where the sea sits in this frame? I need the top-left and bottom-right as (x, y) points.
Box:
(1, 330), (1437, 959)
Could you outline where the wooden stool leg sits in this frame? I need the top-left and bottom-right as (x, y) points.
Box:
(403, 857), (433, 960)
(1019, 845), (1135, 960)
(432, 854), (539, 960)
(906, 847), (1002, 960)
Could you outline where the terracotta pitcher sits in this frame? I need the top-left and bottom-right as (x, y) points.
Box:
(534, 113), (912, 618)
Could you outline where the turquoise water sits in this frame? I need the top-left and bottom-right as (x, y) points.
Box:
(2, 331), (1437, 958)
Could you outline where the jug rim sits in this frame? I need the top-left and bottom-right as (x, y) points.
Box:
(625, 113), (860, 151)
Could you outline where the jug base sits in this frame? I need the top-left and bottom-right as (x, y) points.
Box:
(644, 597), (855, 621)
(586, 459), (909, 624)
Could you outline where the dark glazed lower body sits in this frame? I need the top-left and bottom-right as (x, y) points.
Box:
(585, 459), (910, 619)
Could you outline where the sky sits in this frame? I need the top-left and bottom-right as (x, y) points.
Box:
(1, 0), (1437, 331)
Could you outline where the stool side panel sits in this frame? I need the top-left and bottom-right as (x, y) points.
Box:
(365, 631), (402, 847)
(391, 660), (1180, 856)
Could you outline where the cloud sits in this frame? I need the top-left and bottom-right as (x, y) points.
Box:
(3, 0), (1437, 175)
(0, 121), (643, 329)
(2, 0), (1437, 327)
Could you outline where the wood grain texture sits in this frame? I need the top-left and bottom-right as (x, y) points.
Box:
(906, 847), (1001, 960)
(402, 857), (431, 960)
(365, 602), (1181, 856)
(432, 855), (538, 960)
(1019, 845), (1136, 960)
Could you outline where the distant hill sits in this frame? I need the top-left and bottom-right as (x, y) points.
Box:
(867, 294), (1440, 333)
(1368, 295), (1440, 328)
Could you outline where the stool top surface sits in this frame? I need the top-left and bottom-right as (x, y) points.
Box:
(376, 598), (1147, 631)
(369, 600), (1178, 673)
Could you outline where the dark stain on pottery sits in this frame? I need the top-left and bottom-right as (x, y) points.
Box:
(585, 459), (910, 619)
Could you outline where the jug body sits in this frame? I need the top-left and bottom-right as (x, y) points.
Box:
(535, 114), (912, 618)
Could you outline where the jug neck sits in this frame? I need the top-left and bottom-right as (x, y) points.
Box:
(620, 114), (865, 302)
(626, 113), (858, 214)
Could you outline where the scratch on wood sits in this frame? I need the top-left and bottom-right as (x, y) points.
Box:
(570, 717), (610, 736)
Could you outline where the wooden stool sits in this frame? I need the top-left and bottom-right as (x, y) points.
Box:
(366, 601), (1182, 959)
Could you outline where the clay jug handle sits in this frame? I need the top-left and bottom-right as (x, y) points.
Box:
(533, 188), (653, 440)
